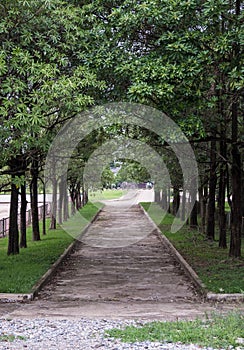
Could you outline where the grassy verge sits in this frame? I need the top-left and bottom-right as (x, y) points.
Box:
(141, 202), (244, 294)
(89, 189), (127, 201)
(106, 312), (244, 349)
(0, 201), (101, 293)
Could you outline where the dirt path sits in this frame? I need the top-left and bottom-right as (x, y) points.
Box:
(1, 191), (243, 320)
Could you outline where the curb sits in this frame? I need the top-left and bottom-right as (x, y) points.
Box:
(0, 207), (103, 303)
(206, 293), (244, 302)
(0, 293), (33, 303)
(139, 204), (244, 303)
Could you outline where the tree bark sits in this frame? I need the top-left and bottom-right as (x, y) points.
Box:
(190, 201), (198, 228)
(229, 100), (242, 257)
(199, 184), (208, 235)
(63, 184), (69, 221)
(50, 176), (57, 229)
(70, 187), (76, 215)
(181, 189), (186, 221)
(58, 177), (64, 225)
(30, 159), (40, 241)
(82, 184), (88, 207)
(154, 190), (161, 204)
(20, 182), (27, 248)
(161, 188), (168, 211)
(206, 139), (217, 240)
(229, 0), (242, 257)
(8, 176), (19, 255)
(76, 182), (82, 210)
(242, 168), (244, 219)
(189, 175), (198, 228)
(42, 181), (46, 235)
(172, 186), (180, 217)
(167, 187), (171, 213)
(218, 141), (227, 248)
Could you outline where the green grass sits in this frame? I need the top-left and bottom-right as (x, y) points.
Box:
(0, 202), (101, 293)
(0, 334), (26, 342)
(62, 201), (103, 238)
(106, 312), (244, 349)
(89, 189), (127, 201)
(225, 202), (231, 212)
(141, 202), (244, 294)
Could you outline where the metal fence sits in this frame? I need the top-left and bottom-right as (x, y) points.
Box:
(0, 203), (51, 238)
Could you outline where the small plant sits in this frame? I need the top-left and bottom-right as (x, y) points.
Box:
(106, 312), (244, 349)
(0, 334), (26, 342)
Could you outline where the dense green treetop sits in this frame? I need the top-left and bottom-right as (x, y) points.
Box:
(0, 0), (104, 172)
(78, 0), (243, 137)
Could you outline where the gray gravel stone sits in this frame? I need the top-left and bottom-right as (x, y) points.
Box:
(0, 318), (222, 350)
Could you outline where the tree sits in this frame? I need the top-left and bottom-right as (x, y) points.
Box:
(0, 0), (103, 253)
(116, 161), (151, 184)
(101, 166), (115, 189)
(20, 180), (27, 248)
(81, 0), (243, 256)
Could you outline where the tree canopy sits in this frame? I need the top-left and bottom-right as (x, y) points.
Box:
(0, 0), (243, 257)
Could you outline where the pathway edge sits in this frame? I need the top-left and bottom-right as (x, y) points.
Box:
(0, 207), (103, 303)
(139, 204), (244, 302)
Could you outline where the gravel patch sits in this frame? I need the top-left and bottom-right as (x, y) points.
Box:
(0, 318), (219, 350)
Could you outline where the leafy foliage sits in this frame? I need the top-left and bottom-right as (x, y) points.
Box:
(116, 161), (151, 183)
(0, 0), (104, 169)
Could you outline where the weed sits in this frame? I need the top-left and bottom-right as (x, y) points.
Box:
(106, 312), (244, 349)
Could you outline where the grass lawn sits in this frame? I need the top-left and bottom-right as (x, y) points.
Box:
(106, 312), (244, 349)
(89, 189), (127, 201)
(141, 202), (244, 294)
(0, 201), (101, 293)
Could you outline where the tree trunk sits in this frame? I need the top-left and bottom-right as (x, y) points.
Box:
(20, 182), (27, 248)
(229, 0), (242, 257)
(63, 184), (69, 221)
(30, 160), (40, 241)
(8, 176), (19, 255)
(154, 190), (161, 204)
(70, 187), (76, 215)
(161, 189), (168, 211)
(199, 184), (208, 235)
(218, 140), (227, 248)
(218, 179), (227, 248)
(242, 168), (244, 219)
(189, 176), (198, 228)
(206, 139), (217, 240)
(50, 176), (57, 229)
(42, 181), (46, 235)
(190, 201), (198, 228)
(172, 186), (180, 217)
(82, 184), (88, 207)
(167, 187), (171, 213)
(181, 189), (186, 221)
(58, 177), (64, 225)
(76, 182), (82, 210)
(229, 100), (242, 257)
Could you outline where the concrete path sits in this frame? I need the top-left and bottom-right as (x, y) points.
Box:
(2, 190), (243, 320)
